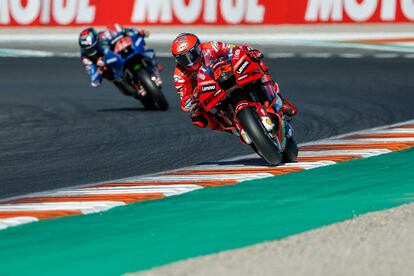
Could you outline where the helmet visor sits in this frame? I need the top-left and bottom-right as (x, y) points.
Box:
(175, 45), (201, 67)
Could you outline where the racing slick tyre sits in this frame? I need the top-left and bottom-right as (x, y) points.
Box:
(134, 94), (157, 110)
(282, 137), (298, 163)
(237, 107), (282, 166)
(135, 69), (169, 111)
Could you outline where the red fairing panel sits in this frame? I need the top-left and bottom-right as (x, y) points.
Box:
(1, 0), (413, 27)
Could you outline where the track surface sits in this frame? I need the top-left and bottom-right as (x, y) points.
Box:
(1, 57), (414, 199)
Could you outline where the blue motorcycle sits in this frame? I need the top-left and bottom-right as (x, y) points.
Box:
(103, 33), (168, 110)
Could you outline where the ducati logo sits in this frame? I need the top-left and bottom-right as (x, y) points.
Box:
(177, 42), (188, 53)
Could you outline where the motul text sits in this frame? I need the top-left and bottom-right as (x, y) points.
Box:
(0, 0), (413, 26)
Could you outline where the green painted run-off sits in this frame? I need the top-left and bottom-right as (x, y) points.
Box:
(1, 149), (414, 275)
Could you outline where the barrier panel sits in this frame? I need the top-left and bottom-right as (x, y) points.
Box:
(0, 0), (413, 26)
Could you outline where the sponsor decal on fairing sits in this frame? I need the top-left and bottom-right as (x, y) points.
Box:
(213, 90), (222, 96)
(237, 74), (248, 81)
(236, 60), (250, 75)
(174, 75), (185, 83)
(106, 57), (117, 64)
(201, 84), (217, 92)
(197, 72), (206, 80)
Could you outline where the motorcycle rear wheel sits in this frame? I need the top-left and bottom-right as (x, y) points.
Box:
(237, 107), (282, 166)
(282, 137), (298, 163)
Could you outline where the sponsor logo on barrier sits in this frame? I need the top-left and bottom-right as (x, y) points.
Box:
(305, 0), (414, 22)
(131, 0), (265, 24)
(0, 0), (96, 25)
(1, 0), (413, 26)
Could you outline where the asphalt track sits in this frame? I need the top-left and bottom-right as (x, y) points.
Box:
(1, 56), (414, 199)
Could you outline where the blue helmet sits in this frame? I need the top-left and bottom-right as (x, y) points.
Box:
(79, 27), (98, 56)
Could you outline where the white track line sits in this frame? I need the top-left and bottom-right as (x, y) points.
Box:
(345, 138), (414, 142)
(136, 173), (273, 182)
(307, 138), (414, 145)
(338, 53), (364, 58)
(0, 217), (39, 230)
(267, 53), (296, 58)
(175, 161), (335, 171)
(53, 185), (203, 197)
(301, 53), (333, 58)
(356, 129), (414, 134)
(298, 149), (392, 157)
(373, 53), (400, 58)
(0, 202), (125, 214)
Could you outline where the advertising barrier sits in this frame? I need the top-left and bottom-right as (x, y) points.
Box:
(0, 0), (414, 26)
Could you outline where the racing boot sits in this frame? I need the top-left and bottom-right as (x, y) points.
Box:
(281, 100), (297, 117)
(191, 109), (220, 130)
(271, 81), (297, 117)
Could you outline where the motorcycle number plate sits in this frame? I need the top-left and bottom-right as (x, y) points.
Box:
(114, 37), (133, 54)
(213, 64), (232, 80)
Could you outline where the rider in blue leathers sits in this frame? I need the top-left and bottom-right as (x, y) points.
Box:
(78, 24), (162, 96)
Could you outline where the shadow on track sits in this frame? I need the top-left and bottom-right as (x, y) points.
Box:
(200, 157), (270, 167)
(96, 107), (149, 112)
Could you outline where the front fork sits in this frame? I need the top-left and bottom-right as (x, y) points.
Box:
(126, 64), (162, 97)
(151, 70), (162, 87)
(233, 100), (287, 150)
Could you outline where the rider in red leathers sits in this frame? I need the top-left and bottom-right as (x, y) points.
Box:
(171, 33), (297, 131)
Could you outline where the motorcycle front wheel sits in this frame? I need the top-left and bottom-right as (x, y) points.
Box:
(135, 69), (169, 111)
(237, 107), (282, 166)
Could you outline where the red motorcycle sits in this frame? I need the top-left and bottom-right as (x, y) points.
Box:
(196, 47), (298, 165)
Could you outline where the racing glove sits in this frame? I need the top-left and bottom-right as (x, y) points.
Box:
(182, 88), (200, 113)
(139, 30), (150, 38)
(96, 57), (106, 74)
(248, 49), (264, 61)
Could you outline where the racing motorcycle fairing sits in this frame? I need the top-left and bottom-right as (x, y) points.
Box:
(103, 33), (155, 81)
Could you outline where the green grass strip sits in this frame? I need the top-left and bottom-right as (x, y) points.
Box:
(1, 148), (414, 275)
